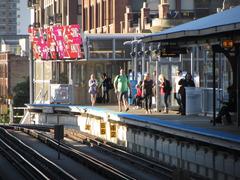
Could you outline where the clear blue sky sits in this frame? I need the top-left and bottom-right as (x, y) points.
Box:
(18, 0), (31, 35)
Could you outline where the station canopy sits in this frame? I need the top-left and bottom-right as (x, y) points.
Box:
(142, 5), (240, 44)
(142, 5), (240, 126)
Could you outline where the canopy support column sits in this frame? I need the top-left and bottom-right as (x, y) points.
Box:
(156, 58), (160, 112)
(212, 48), (216, 126)
(141, 43), (145, 78)
(236, 44), (240, 127)
(133, 46), (138, 80)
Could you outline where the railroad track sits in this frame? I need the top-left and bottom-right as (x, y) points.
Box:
(8, 124), (207, 180)
(0, 127), (76, 180)
(64, 130), (208, 180)
(13, 126), (136, 180)
(65, 129), (175, 179)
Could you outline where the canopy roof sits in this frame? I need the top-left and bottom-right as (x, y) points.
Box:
(142, 6), (240, 43)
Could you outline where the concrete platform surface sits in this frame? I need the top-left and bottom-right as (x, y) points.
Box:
(94, 104), (240, 136)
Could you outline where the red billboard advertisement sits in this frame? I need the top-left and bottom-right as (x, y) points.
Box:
(29, 24), (83, 60)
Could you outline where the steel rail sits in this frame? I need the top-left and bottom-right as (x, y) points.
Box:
(66, 130), (175, 179)
(0, 138), (49, 180)
(15, 126), (136, 180)
(0, 127), (76, 180)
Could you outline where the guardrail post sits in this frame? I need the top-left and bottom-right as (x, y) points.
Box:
(9, 99), (14, 124)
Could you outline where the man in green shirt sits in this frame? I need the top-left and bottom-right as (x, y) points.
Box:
(114, 68), (131, 112)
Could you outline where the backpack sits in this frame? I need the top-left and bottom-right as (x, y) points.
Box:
(107, 78), (114, 90)
(164, 80), (172, 94)
(116, 75), (128, 81)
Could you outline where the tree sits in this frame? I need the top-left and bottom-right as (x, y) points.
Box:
(13, 77), (30, 107)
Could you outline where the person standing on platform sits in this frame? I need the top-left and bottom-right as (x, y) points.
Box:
(215, 84), (236, 124)
(100, 73), (110, 103)
(178, 72), (195, 115)
(132, 81), (143, 109)
(88, 74), (98, 106)
(114, 68), (131, 112)
(174, 70), (183, 114)
(159, 74), (172, 113)
(142, 73), (154, 114)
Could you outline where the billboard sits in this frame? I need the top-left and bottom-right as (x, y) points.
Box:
(28, 24), (83, 60)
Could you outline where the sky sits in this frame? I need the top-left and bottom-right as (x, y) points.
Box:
(18, 0), (31, 35)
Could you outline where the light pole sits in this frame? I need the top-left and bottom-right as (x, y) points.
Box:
(29, 32), (34, 104)
(131, 40), (139, 81)
(137, 40), (145, 79)
(153, 43), (161, 112)
(124, 39), (143, 81)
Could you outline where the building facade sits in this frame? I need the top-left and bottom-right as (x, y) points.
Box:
(81, 0), (240, 33)
(28, 0), (81, 27)
(0, 0), (30, 35)
(80, 0), (239, 107)
(0, 52), (29, 114)
(29, 0), (131, 105)
(0, 0), (29, 56)
(0, 0), (19, 35)
(29, 0), (240, 105)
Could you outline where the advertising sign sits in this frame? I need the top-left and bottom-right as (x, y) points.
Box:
(29, 24), (83, 60)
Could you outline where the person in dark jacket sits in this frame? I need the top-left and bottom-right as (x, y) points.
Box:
(101, 73), (110, 103)
(215, 85), (236, 124)
(178, 72), (195, 115)
(142, 73), (154, 114)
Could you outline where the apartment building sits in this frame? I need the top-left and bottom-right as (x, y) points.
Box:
(0, 0), (19, 35)
(28, 0), (80, 27)
(82, 0), (240, 33)
(0, 0), (30, 35)
(0, 0), (29, 55)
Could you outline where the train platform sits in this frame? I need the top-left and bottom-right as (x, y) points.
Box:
(96, 104), (239, 134)
(25, 103), (240, 146)
(23, 103), (240, 179)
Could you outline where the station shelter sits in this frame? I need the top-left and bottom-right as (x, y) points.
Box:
(141, 6), (240, 126)
(31, 31), (143, 105)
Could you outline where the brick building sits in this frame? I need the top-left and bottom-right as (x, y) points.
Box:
(0, 52), (29, 113)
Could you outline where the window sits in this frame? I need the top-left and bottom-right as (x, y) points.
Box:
(84, 8), (88, 30)
(77, 5), (82, 15)
(102, 1), (106, 26)
(89, 39), (113, 59)
(109, 0), (113, 24)
(96, 3), (100, 27)
(90, 6), (94, 29)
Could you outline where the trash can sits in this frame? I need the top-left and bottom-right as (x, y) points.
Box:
(185, 87), (202, 115)
(202, 88), (223, 114)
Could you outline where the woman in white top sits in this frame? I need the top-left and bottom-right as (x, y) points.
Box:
(88, 74), (98, 106)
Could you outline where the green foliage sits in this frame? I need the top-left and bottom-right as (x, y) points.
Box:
(13, 77), (29, 107)
(0, 114), (9, 124)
